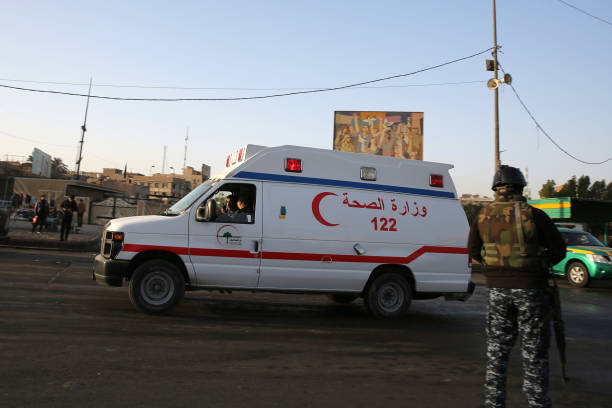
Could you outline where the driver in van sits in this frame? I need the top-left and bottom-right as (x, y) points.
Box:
(236, 195), (252, 214)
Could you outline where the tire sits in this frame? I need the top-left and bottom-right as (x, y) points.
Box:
(328, 294), (359, 304)
(128, 259), (185, 314)
(566, 261), (590, 288)
(364, 272), (412, 319)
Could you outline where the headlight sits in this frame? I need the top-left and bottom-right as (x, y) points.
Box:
(587, 254), (612, 264)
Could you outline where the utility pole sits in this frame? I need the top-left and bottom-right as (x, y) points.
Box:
(75, 78), (93, 179)
(162, 145), (167, 174)
(492, 0), (500, 171)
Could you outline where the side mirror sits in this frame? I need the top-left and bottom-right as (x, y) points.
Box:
(196, 199), (217, 222)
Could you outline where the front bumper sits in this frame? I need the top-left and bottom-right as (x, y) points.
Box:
(93, 254), (130, 287)
(592, 262), (612, 279)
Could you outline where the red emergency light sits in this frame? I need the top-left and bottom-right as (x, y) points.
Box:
(226, 155), (231, 167)
(284, 158), (302, 173)
(238, 148), (245, 162)
(430, 174), (444, 188)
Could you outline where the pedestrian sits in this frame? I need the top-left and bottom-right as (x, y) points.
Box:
(31, 195), (49, 233)
(468, 165), (566, 408)
(77, 199), (86, 227)
(59, 195), (78, 241)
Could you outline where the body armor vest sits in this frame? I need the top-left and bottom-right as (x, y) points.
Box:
(477, 201), (541, 269)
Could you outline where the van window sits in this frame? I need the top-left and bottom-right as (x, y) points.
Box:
(209, 183), (256, 224)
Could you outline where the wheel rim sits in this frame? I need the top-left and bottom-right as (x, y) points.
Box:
(377, 282), (405, 313)
(569, 265), (585, 284)
(140, 271), (174, 305)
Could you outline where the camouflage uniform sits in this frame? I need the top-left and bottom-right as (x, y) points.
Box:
(486, 288), (550, 408)
(469, 186), (564, 408)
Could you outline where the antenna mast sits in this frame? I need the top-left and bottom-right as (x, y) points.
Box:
(162, 145), (167, 174)
(74, 77), (92, 179)
(183, 127), (189, 169)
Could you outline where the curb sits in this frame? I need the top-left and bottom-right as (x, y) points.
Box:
(0, 237), (100, 252)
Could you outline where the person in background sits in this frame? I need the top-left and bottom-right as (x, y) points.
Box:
(60, 195), (78, 241)
(77, 199), (86, 227)
(31, 195), (49, 233)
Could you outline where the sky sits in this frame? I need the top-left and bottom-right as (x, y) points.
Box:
(1, 0), (611, 198)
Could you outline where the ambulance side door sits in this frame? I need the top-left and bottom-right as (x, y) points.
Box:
(188, 181), (262, 288)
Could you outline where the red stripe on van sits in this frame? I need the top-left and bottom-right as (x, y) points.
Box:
(121, 244), (466, 264)
(263, 245), (466, 263)
(122, 244), (190, 255)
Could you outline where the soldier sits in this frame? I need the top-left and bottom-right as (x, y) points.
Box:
(468, 165), (566, 408)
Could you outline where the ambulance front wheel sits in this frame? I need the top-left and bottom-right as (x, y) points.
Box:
(365, 272), (412, 319)
(128, 259), (185, 314)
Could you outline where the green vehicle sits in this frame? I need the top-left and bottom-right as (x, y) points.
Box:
(552, 228), (612, 288)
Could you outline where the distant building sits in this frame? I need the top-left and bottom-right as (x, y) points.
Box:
(85, 163), (211, 200)
(201, 164), (211, 180)
(460, 194), (494, 205)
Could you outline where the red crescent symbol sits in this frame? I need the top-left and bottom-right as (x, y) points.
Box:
(312, 192), (339, 227)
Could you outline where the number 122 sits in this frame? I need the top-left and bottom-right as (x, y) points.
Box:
(370, 217), (397, 231)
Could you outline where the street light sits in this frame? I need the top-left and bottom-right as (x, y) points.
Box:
(150, 165), (155, 176)
(169, 166), (174, 174)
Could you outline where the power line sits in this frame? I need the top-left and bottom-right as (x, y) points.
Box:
(0, 77), (484, 90)
(0, 47), (494, 102)
(0, 129), (123, 167)
(0, 129), (75, 148)
(555, 0), (612, 27)
(499, 65), (612, 165)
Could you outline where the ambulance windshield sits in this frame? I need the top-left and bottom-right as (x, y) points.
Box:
(164, 179), (218, 215)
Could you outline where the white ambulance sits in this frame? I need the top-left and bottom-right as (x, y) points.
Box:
(94, 145), (473, 318)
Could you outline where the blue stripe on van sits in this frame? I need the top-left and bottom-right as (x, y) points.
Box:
(234, 171), (456, 199)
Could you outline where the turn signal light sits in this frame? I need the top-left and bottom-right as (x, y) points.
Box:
(112, 232), (124, 241)
(285, 158), (302, 173)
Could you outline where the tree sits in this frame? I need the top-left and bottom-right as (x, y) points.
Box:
(539, 180), (557, 198)
(557, 176), (577, 198)
(589, 180), (606, 199)
(604, 181), (612, 201)
(51, 157), (69, 178)
(577, 175), (591, 198)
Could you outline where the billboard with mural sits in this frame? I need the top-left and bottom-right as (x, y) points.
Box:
(31, 148), (52, 178)
(333, 111), (423, 160)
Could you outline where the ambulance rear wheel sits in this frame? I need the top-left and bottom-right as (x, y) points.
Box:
(365, 272), (412, 319)
(129, 259), (185, 314)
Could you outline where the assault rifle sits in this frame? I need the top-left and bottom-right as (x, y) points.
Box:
(549, 270), (568, 384)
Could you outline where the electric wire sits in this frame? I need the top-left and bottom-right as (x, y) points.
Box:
(0, 129), (123, 167)
(0, 47), (494, 101)
(0, 77), (484, 90)
(555, 0), (612, 27)
(0, 130), (75, 148)
(499, 64), (612, 165)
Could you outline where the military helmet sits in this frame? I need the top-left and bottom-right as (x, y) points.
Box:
(492, 165), (526, 190)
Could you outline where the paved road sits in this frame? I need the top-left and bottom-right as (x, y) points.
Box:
(1, 248), (611, 407)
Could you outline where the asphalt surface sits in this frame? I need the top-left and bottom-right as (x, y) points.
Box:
(1, 247), (611, 407)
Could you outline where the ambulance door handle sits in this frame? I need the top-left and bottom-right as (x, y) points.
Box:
(252, 240), (259, 253)
(322, 256), (333, 263)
